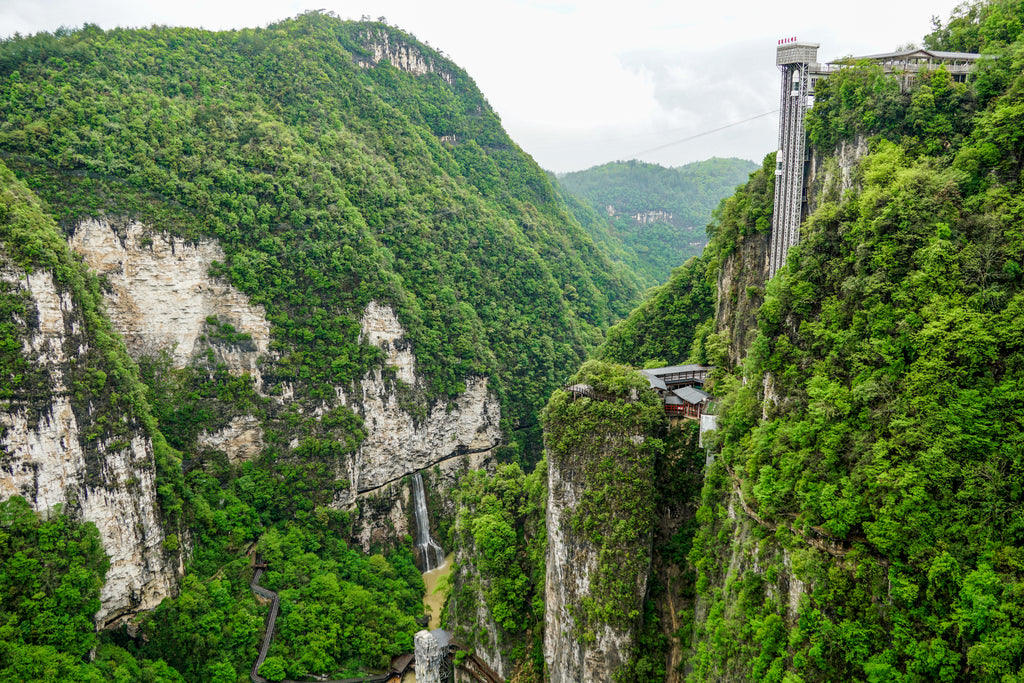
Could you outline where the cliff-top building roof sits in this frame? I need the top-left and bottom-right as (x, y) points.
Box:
(769, 39), (981, 278)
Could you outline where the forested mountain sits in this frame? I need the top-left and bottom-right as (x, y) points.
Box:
(10, 0), (1024, 681)
(517, 0), (1024, 680)
(0, 11), (642, 458)
(557, 158), (756, 286)
(0, 12), (646, 682)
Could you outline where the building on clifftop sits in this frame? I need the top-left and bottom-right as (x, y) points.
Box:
(769, 39), (982, 278)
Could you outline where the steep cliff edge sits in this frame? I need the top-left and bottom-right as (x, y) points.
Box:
(342, 301), (501, 497)
(543, 362), (664, 682)
(445, 462), (547, 681)
(685, 22), (1024, 677)
(0, 164), (179, 627)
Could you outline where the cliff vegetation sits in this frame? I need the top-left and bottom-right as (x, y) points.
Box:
(558, 158), (756, 287)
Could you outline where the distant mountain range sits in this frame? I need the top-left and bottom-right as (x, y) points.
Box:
(556, 157), (757, 286)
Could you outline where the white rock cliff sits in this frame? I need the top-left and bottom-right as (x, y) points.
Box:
(68, 219), (271, 378)
(341, 302), (501, 552)
(340, 301), (501, 497)
(0, 258), (176, 627)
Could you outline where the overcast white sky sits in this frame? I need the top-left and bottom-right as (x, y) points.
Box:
(1, 0), (967, 172)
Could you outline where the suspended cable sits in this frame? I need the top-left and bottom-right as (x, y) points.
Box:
(625, 109), (780, 158)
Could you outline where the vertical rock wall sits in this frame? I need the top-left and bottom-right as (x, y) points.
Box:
(68, 219), (272, 465)
(67, 217), (504, 556)
(545, 431), (650, 682)
(68, 219), (271, 378)
(0, 259), (177, 627)
(543, 374), (662, 683)
(339, 302), (502, 553)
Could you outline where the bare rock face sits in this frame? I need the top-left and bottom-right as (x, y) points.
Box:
(68, 219), (268, 462)
(196, 415), (264, 464)
(545, 434), (643, 683)
(414, 630), (445, 683)
(356, 29), (454, 84)
(68, 219), (271, 378)
(339, 302), (502, 498)
(351, 447), (492, 554)
(543, 383), (659, 683)
(807, 134), (870, 215)
(0, 260), (176, 627)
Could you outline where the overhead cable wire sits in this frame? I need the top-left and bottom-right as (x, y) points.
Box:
(625, 109), (780, 158)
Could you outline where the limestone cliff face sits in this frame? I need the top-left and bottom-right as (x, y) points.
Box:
(69, 219), (272, 378)
(68, 218), (270, 464)
(355, 29), (454, 84)
(339, 302), (501, 555)
(806, 134), (870, 213)
(716, 137), (868, 370)
(715, 228), (770, 368)
(349, 448), (492, 555)
(543, 379), (661, 683)
(544, 432), (648, 683)
(68, 218), (500, 555)
(545, 447), (602, 681)
(55, 218), (502, 609)
(339, 301), (502, 498)
(685, 484), (810, 682)
(684, 141), (860, 677)
(0, 258), (177, 628)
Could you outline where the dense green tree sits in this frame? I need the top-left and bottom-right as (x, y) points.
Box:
(558, 158), (756, 286)
(682, 3), (1024, 679)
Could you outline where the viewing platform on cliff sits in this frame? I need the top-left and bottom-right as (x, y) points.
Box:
(641, 364), (714, 421)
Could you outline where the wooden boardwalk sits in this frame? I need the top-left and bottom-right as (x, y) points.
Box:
(248, 555), (393, 683)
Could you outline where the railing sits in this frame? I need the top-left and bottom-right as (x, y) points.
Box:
(658, 369), (710, 386)
(249, 560), (280, 683)
(665, 404), (701, 419)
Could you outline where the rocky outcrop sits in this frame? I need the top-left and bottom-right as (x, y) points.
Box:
(545, 446), (598, 681)
(68, 219), (269, 463)
(414, 630), (447, 683)
(196, 415), (264, 464)
(339, 302), (501, 497)
(543, 377), (661, 683)
(806, 134), (870, 214)
(545, 431), (647, 683)
(337, 302), (501, 552)
(68, 219), (271, 379)
(0, 259), (176, 627)
(356, 29), (454, 84)
(715, 229), (770, 367)
(634, 210), (674, 224)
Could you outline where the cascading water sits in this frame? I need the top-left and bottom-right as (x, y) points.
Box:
(411, 472), (445, 571)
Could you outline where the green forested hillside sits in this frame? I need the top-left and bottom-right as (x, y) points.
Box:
(0, 11), (641, 459)
(1, 156), (430, 682)
(14, 0), (1024, 680)
(0, 497), (186, 682)
(0, 11), (644, 682)
(522, 1), (1024, 680)
(558, 158), (756, 286)
(685, 2), (1024, 680)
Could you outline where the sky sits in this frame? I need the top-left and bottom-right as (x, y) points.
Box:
(1, 0), (968, 173)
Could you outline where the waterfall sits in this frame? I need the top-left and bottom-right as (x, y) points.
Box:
(411, 472), (445, 571)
